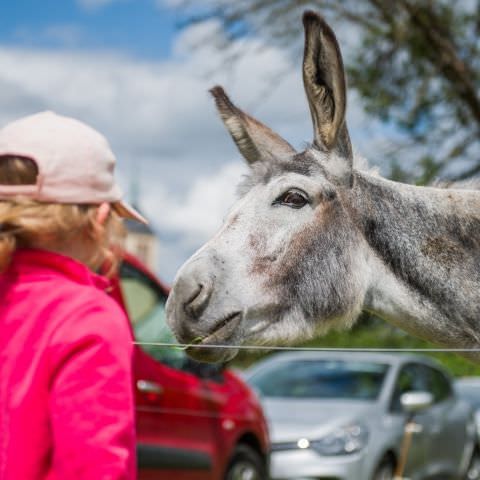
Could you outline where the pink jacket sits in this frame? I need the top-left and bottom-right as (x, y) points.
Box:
(0, 249), (136, 480)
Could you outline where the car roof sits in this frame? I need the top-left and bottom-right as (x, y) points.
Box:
(455, 377), (480, 385)
(246, 350), (445, 371)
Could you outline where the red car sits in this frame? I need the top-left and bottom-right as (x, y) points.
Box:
(113, 253), (270, 480)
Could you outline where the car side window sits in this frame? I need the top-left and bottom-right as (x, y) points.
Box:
(119, 260), (187, 371)
(425, 366), (452, 403)
(391, 363), (429, 412)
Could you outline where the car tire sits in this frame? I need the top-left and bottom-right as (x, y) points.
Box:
(372, 455), (395, 480)
(225, 444), (267, 480)
(466, 447), (480, 480)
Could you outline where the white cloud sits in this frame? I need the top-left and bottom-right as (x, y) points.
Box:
(0, 21), (388, 281)
(153, 162), (247, 236)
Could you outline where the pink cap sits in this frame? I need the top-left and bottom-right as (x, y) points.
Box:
(0, 111), (147, 224)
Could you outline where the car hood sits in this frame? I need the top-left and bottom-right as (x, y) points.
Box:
(261, 397), (377, 443)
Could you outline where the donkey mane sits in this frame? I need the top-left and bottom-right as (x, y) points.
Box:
(236, 150), (322, 197)
(434, 178), (480, 190)
(237, 148), (480, 199)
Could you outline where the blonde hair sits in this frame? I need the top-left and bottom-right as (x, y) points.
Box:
(0, 156), (125, 274)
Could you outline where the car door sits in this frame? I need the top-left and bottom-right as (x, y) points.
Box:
(421, 364), (471, 478)
(391, 362), (469, 479)
(119, 259), (218, 480)
(390, 363), (432, 478)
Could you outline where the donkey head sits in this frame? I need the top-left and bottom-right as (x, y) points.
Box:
(166, 12), (368, 362)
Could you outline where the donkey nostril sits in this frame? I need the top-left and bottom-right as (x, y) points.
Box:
(186, 283), (203, 306)
(184, 281), (212, 319)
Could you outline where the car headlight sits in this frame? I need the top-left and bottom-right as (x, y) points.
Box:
(310, 423), (369, 456)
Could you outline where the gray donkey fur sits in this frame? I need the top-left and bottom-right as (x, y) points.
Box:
(166, 11), (480, 363)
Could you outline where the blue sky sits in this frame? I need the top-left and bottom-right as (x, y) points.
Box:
(0, 0), (178, 58)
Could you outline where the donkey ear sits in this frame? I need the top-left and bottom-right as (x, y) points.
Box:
(210, 86), (296, 165)
(302, 11), (353, 184)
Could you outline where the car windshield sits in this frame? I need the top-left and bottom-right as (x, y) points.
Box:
(120, 260), (186, 370)
(248, 359), (389, 400)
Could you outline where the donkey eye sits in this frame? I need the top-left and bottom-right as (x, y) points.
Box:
(273, 190), (310, 209)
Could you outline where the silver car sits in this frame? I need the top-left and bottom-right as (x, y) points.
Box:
(245, 352), (477, 480)
(456, 377), (480, 437)
(455, 377), (480, 477)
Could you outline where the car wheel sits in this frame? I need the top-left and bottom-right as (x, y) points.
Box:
(466, 448), (480, 480)
(372, 455), (395, 480)
(225, 444), (267, 480)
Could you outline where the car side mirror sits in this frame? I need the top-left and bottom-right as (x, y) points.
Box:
(400, 391), (434, 414)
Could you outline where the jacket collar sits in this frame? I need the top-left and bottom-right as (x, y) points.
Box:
(8, 248), (111, 291)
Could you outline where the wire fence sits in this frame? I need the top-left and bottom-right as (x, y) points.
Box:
(133, 341), (480, 353)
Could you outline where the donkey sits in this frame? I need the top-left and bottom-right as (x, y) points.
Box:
(166, 11), (480, 363)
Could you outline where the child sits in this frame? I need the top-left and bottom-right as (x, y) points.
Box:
(0, 111), (145, 479)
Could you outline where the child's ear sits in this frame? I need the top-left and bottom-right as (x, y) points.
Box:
(97, 202), (111, 225)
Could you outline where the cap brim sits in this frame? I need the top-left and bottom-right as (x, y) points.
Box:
(112, 201), (148, 224)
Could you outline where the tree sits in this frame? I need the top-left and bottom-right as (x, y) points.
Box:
(180, 0), (480, 184)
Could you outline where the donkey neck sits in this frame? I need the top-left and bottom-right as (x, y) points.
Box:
(349, 171), (480, 349)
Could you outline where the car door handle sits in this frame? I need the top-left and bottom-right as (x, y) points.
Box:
(136, 379), (163, 395)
